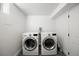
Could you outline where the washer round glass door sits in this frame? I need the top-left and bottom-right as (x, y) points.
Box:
(24, 37), (37, 51)
(43, 37), (55, 50)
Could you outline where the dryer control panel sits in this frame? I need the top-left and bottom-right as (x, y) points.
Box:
(33, 34), (38, 36)
(52, 33), (56, 36)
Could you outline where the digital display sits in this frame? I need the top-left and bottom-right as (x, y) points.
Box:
(33, 34), (38, 36)
(52, 33), (56, 36)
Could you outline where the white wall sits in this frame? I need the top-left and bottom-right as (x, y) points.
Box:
(0, 4), (26, 56)
(25, 16), (56, 32)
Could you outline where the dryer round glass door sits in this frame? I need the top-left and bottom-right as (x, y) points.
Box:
(43, 38), (55, 50)
(24, 37), (37, 51)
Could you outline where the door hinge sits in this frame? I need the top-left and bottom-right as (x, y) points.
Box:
(68, 14), (70, 18)
(68, 33), (70, 37)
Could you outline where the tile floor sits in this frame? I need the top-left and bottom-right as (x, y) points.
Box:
(18, 50), (65, 56)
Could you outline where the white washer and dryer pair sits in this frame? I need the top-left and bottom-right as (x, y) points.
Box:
(22, 32), (57, 56)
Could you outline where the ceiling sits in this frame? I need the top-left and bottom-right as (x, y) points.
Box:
(16, 3), (59, 16)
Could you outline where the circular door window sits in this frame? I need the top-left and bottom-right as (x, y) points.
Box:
(24, 37), (37, 51)
(43, 37), (55, 50)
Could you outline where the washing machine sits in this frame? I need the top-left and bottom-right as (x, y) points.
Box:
(41, 32), (57, 55)
(22, 32), (39, 55)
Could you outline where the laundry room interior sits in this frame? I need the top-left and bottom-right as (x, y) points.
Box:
(0, 3), (79, 56)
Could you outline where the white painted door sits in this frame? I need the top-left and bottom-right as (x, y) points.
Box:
(69, 5), (79, 56)
(56, 11), (69, 55)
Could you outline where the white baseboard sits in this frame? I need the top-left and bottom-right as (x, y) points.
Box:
(14, 48), (22, 56)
